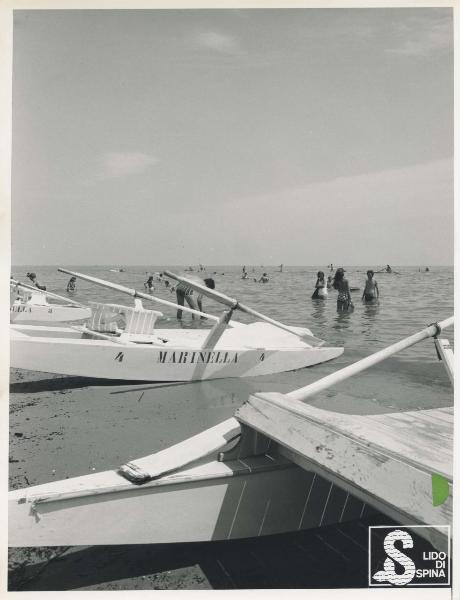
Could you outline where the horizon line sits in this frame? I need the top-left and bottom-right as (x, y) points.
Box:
(11, 263), (453, 268)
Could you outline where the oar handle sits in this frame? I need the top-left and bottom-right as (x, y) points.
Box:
(58, 268), (219, 322)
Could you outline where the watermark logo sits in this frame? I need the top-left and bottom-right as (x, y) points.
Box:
(369, 526), (450, 587)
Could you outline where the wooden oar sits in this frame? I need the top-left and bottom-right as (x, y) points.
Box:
(119, 417), (241, 483)
(164, 270), (324, 346)
(57, 268), (219, 322)
(10, 278), (87, 309)
(284, 316), (454, 402)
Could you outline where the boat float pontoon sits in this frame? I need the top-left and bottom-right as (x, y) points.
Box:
(10, 279), (91, 324)
(10, 269), (343, 382)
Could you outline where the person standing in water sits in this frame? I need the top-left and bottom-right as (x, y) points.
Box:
(362, 270), (379, 303)
(332, 268), (353, 311)
(175, 281), (198, 320)
(259, 272), (269, 283)
(312, 271), (327, 299)
(66, 276), (77, 293)
(144, 276), (154, 292)
(196, 277), (215, 317)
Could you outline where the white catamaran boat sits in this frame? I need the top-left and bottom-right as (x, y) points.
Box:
(10, 279), (91, 324)
(10, 269), (343, 382)
(9, 317), (453, 548)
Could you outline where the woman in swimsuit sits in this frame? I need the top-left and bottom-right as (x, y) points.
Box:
(332, 268), (353, 311)
(362, 270), (379, 303)
(144, 276), (154, 293)
(66, 276), (77, 293)
(312, 271), (327, 299)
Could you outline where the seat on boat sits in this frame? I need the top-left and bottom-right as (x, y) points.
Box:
(17, 291), (48, 306)
(88, 301), (163, 340)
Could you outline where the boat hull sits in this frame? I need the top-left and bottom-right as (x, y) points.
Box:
(10, 324), (344, 381)
(10, 304), (91, 323)
(9, 457), (366, 546)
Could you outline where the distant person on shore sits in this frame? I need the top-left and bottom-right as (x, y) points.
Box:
(26, 272), (46, 291)
(362, 270), (379, 303)
(312, 271), (327, 299)
(259, 272), (269, 283)
(66, 276), (77, 293)
(332, 268), (353, 312)
(144, 276), (154, 292)
(197, 277), (215, 317)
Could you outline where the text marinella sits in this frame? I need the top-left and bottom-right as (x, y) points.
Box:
(157, 351), (240, 364)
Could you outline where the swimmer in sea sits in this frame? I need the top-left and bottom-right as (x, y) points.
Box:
(327, 275), (333, 290)
(362, 270), (379, 303)
(332, 268), (353, 312)
(312, 271), (327, 299)
(259, 273), (269, 283)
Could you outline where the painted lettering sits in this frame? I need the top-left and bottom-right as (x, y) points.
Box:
(155, 351), (239, 365)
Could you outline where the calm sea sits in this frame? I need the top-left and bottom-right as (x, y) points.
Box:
(10, 264), (454, 485)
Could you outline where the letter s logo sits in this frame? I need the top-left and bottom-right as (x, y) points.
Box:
(373, 530), (416, 586)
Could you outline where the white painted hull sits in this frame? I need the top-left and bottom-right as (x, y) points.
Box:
(10, 304), (91, 324)
(9, 455), (365, 546)
(10, 323), (343, 381)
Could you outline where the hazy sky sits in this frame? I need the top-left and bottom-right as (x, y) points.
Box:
(12, 8), (453, 265)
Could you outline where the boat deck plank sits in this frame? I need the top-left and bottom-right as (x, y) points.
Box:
(236, 393), (453, 548)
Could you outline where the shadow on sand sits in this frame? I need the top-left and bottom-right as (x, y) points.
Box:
(9, 377), (193, 394)
(9, 517), (388, 591)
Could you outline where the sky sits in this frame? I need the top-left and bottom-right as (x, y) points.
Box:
(11, 8), (454, 266)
